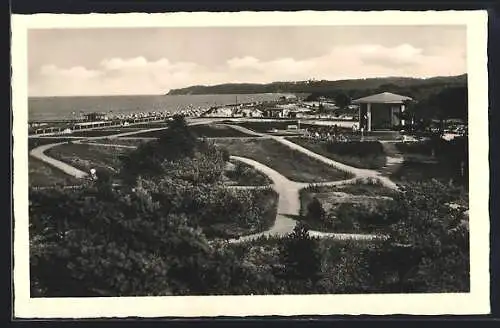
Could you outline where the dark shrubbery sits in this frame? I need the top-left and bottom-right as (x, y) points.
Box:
(30, 116), (469, 296)
(364, 180), (469, 293)
(292, 138), (387, 169)
(225, 162), (272, 186)
(281, 223), (322, 282)
(302, 197), (398, 234)
(394, 137), (468, 187)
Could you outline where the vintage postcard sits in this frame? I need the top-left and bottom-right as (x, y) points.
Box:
(12, 11), (490, 318)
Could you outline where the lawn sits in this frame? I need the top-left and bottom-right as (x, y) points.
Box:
(289, 138), (387, 169)
(224, 160), (273, 186)
(298, 184), (396, 234)
(214, 138), (353, 183)
(85, 138), (148, 147)
(29, 137), (79, 150)
(29, 156), (82, 187)
(191, 124), (255, 138)
(67, 129), (138, 138)
(235, 120), (299, 133)
(131, 124), (255, 138)
(45, 143), (132, 176)
(131, 122), (171, 129)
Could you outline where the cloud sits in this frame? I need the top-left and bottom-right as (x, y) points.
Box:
(357, 43), (424, 66)
(30, 43), (466, 96)
(40, 64), (101, 79)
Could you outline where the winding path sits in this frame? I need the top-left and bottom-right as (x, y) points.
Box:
(30, 120), (397, 243)
(225, 124), (399, 190)
(30, 142), (89, 178)
(226, 156), (382, 243)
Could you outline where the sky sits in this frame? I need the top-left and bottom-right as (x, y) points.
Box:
(28, 25), (467, 97)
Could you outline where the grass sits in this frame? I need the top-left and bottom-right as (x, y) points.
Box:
(131, 124), (255, 138)
(67, 129), (135, 137)
(45, 143), (132, 176)
(214, 138), (353, 183)
(85, 138), (148, 147)
(28, 138), (79, 150)
(130, 122), (171, 129)
(29, 156), (82, 187)
(224, 161), (273, 186)
(190, 124), (255, 138)
(289, 138), (387, 169)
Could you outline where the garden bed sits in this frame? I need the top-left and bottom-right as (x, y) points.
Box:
(29, 156), (82, 187)
(67, 129), (136, 138)
(288, 138), (387, 169)
(390, 160), (467, 186)
(45, 143), (132, 176)
(201, 187), (279, 239)
(29, 137), (79, 150)
(305, 179), (398, 197)
(214, 138), (353, 183)
(224, 160), (273, 186)
(191, 124), (255, 138)
(85, 138), (149, 147)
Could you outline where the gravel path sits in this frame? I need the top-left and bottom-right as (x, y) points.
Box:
(30, 142), (89, 179)
(30, 120), (395, 243)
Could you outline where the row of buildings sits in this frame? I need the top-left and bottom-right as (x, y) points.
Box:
(201, 91), (413, 132)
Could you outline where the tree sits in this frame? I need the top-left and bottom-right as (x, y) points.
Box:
(366, 180), (469, 292)
(119, 116), (199, 184)
(29, 183), (217, 297)
(334, 93), (351, 111)
(305, 197), (325, 221)
(281, 223), (322, 282)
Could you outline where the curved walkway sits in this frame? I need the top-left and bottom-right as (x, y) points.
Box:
(223, 124), (399, 190)
(226, 156), (381, 243)
(30, 142), (89, 179)
(31, 120), (394, 243)
(28, 119), (221, 179)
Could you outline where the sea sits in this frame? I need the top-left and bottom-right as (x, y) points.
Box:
(28, 93), (285, 122)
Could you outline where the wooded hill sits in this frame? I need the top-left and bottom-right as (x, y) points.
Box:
(166, 74), (467, 101)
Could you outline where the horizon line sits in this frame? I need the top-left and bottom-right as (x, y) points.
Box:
(29, 72), (467, 98)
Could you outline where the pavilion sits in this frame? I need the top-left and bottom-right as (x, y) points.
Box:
(352, 92), (413, 131)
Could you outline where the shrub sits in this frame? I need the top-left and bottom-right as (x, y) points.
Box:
(305, 197), (325, 221)
(281, 223), (321, 282)
(365, 180), (470, 292)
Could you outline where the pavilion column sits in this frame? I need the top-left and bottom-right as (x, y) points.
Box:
(358, 105), (362, 129)
(401, 103), (406, 126)
(367, 103), (372, 132)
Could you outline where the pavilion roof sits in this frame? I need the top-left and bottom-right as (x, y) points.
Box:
(352, 92), (413, 104)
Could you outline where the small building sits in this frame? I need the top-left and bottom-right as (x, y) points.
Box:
(264, 108), (285, 118)
(352, 92), (413, 131)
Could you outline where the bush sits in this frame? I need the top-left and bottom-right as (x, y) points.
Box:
(365, 180), (470, 292)
(305, 197), (325, 221)
(281, 223), (321, 282)
(225, 162), (272, 186)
